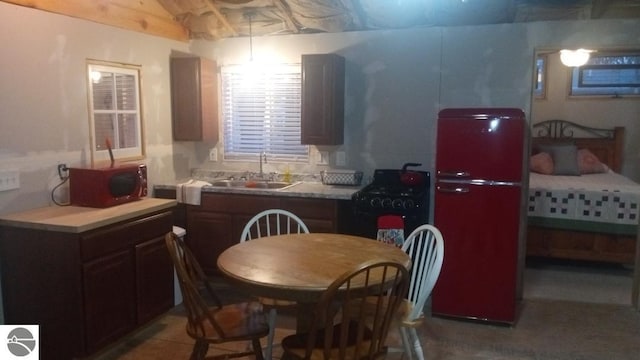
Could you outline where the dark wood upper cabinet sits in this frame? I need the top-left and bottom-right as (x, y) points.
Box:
(170, 56), (218, 142)
(301, 54), (345, 145)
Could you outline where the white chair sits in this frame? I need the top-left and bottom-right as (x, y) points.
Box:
(398, 224), (445, 360)
(240, 209), (309, 242)
(240, 209), (310, 359)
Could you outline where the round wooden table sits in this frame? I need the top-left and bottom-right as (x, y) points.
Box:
(217, 232), (411, 331)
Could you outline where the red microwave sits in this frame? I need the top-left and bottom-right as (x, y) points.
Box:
(69, 164), (147, 208)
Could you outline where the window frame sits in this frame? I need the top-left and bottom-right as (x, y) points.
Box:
(534, 54), (547, 99)
(86, 60), (145, 166)
(568, 51), (640, 97)
(220, 63), (309, 163)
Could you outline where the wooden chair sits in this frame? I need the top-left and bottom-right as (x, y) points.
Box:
(240, 208), (310, 359)
(281, 260), (410, 360)
(397, 224), (445, 360)
(165, 232), (270, 360)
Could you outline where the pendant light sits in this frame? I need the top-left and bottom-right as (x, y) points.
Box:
(245, 10), (255, 62)
(560, 48), (593, 67)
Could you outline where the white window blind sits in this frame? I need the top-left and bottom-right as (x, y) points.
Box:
(221, 64), (308, 162)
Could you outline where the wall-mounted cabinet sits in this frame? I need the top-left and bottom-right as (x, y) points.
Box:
(170, 56), (218, 142)
(301, 54), (345, 145)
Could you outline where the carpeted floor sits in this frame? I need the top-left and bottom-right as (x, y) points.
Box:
(420, 299), (640, 360)
(523, 258), (634, 305)
(90, 264), (640, 360)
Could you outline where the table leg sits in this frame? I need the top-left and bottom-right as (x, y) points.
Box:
(295, 302), (315, 333)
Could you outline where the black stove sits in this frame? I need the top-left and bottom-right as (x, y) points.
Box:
(351, 168), (431, 239)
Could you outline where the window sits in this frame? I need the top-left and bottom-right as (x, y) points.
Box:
(221, 64), (308, 162)
(534, 55), (546, 99)
(570, 52), (640, 96)
(87, 60), (145, 165)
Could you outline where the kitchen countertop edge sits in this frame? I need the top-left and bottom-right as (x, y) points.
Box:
(155, 181), (361, 201)
(0, 198), (177, 233)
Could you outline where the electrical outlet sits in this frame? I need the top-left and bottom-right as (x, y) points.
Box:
(0, 169), (20, 191)
(336, 151), (346, 166)
(209, 148), (218, 161)
(58, 163), (69, 180)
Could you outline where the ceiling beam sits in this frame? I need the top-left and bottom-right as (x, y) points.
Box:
(1, 0), (190, 42)
(206, 0), (237, 36)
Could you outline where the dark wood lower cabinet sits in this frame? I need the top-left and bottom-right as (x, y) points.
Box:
(0, 209), (174, 359)
(136, 235), (175, 324)
(83, 249), (136, 354)
(186, 193), (355, 274)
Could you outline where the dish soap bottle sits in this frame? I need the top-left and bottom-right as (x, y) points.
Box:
(283, 165), (292, 184)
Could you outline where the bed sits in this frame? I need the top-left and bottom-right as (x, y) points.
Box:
(527, 119), (640, 264)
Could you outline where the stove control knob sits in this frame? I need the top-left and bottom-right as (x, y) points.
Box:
(370, 197), (382, 208)
(392, 199), (404, 209)
(404, 199), (415, 209)
(382, 198), (392, 208)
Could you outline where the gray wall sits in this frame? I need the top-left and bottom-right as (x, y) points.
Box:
(192, 19), (640, 181)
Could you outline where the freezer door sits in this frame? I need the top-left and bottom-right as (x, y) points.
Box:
(436, 110), (526, 182)
(432, 181), (522, 323)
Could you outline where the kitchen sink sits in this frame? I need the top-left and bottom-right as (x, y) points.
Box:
(209, 179), (300, 190)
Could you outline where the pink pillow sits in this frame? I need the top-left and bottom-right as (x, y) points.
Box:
(530, 152), (554, 175)
(577, 149), (607, 174)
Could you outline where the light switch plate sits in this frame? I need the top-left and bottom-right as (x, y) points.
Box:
(0, 169), (20, 191)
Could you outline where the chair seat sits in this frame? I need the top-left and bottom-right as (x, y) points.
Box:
(281, 320), (377, 360)
(347, 297), (413, 325)
(186, 301), (270, 342)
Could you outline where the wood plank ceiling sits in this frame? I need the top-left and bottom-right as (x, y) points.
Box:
(4, 0), (640, 42)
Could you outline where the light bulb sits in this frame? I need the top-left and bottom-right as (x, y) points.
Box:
(560, 49), (592, 67)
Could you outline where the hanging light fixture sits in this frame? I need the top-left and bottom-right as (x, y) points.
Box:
(560, 48), (593, 67)
(245, 10), (255, 62)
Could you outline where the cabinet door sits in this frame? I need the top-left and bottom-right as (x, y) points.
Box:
(135, 235), (174, 324)
(281, 197), (338, 233)
(170, 57), (218, 141)
(301, 54), (345, 145)
(187, 211), (234, 274)
(83, 249), (136, 354)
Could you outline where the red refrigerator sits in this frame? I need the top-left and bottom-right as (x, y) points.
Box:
(432, 108), (528, 324)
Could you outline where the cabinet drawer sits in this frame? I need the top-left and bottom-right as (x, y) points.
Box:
(81, 211), (173, 261)
(200, 193), (279, 214)
(281, 198), (337, 220)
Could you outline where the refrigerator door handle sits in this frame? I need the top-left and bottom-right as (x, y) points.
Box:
(436, 185), (470, 193)
(437, 171), (471, 178)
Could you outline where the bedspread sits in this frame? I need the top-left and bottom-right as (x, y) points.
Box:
(528, 171), (640, 235)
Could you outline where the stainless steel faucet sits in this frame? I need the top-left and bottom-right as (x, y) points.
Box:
(259, 151), (267, 178)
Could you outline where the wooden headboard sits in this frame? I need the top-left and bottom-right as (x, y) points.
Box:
(531, 120), (624, 173)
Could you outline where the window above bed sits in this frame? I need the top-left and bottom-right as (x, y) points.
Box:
(569, 51), (640, 97)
